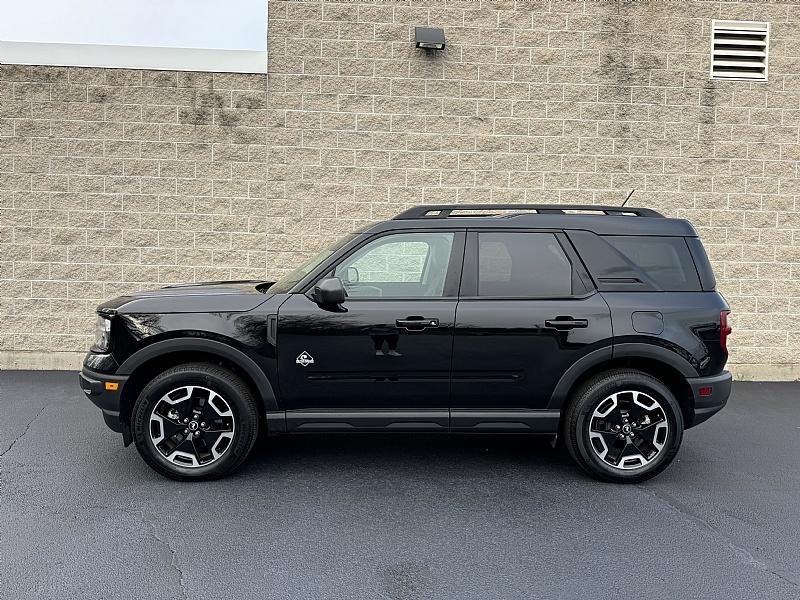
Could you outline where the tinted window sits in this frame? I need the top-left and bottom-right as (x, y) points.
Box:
(334, 232), (455, 298)
(477, 232), (574, 297)
(603, 236), (700, 291)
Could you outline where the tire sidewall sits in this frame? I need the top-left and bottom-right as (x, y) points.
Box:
(132, 367), (255, 480)
(573, 373), (684, 482)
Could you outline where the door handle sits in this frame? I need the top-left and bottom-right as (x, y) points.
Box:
(396, 316), (439, 331)
(544, 317), (588, 330)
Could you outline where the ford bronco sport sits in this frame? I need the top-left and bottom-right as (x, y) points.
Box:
(80, 204), (732, 483)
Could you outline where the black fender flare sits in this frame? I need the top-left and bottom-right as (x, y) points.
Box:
(613, 342), (698, 378)
(117, 338), (279, 413)
(547, 346), (613, 410)
(547, 343), (698, 409)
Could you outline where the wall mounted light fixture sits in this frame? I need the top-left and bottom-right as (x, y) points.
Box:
(415, 27), (446, 51)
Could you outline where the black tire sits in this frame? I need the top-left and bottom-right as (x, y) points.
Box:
(563, 369), (683, 484)
(131, 362), (259, 481)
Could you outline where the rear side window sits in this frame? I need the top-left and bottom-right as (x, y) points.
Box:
(603, 236), (700, 291)
(477, 232), (575, 298)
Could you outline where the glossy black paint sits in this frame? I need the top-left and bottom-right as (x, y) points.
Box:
(452, 296), (612, 409)
(604, 292), (729, 377)
(91, 289), (286, 397)
(79, 206), (732, 438)
(451, 228), (612, 409)
(276, 294), (457, 410)
(98, 280), (271, 314)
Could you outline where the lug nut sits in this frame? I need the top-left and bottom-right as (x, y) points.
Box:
(183, 418), (189, 423)
(184, 428), (189, 434)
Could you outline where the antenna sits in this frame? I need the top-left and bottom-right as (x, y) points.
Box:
(621, 189), (635, 208)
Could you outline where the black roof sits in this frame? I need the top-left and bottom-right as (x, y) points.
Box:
(366, 204), (697, 237)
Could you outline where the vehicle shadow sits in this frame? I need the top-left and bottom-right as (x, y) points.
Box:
(239, 431), (582, 482)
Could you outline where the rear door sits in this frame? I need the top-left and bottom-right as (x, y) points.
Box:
(451, 230), (612, 418)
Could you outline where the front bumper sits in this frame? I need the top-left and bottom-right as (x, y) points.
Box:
(686, 370), (732, 428)
(79, 367), (129, 434)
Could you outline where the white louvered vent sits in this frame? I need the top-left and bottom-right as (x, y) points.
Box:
(711, 20), (769, 81)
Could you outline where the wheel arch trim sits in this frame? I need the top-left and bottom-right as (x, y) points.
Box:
(547, 343), (698, 409)
(612, 343), (698, 378)
(117, 338), (279, 412)
(548, 346), (613, 409)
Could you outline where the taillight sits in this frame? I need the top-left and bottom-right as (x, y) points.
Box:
(720, 310), (732, 353)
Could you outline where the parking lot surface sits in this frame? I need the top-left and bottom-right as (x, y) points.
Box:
(1, 370), (799, 599)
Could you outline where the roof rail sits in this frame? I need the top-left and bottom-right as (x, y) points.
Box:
(393, 204), (664, 220)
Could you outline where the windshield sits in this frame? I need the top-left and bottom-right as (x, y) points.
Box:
(269, 233), (358, 293)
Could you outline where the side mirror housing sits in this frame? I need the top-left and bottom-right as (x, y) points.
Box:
(312, 277), (346, 306)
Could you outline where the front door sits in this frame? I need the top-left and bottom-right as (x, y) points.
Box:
(277, 231), (465, 423)
(451, 230), (612, 416)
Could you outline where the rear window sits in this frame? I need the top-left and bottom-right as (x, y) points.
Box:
(602, 236), (700, 291)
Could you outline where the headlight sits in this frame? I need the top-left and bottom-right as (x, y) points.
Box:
(93, 315), (112, 352)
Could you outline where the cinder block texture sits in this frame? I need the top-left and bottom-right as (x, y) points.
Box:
(1, 67), (270, 353)
(1, 0), (799, 376)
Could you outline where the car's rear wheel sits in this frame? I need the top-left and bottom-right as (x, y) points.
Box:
(564, 369), (683, 483)
(131, 363), (259, 481)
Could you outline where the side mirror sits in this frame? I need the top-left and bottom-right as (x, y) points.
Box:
(312, 277), (346, 306)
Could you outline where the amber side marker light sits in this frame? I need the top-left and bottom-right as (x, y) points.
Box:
(104, 382), (119, 391)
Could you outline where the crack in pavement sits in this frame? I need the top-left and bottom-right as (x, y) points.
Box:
(24, 503), (192, 599)
(0, 396), (189, 598)
(637, 485), (800, 588)
(0, 403), (50, 458)
(137, 509), (190, 600)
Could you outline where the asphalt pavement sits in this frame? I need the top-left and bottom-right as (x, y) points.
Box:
(1, 371), (799, 600)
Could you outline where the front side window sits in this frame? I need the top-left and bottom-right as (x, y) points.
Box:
(477, 232), (574, 298)
(334, 232), (455, 298)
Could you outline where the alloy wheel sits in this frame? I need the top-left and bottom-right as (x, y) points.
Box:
(149, 386), (236, 468)
(588, 390), (669, 471)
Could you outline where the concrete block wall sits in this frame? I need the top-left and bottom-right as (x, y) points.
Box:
(0, 67), (271, 367)
(1, 0), (799, 379)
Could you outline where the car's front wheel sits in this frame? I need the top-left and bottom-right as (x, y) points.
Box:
(131, 363), (259, 481)
(563, 369), (684, 483)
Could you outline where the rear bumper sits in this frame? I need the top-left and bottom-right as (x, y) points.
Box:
(79, 367), (129, 434)
(686, 370), (732, 428)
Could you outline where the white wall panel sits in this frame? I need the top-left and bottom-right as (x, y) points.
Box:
(0, 0), (267, 73)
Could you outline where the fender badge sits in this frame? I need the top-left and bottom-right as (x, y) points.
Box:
(295, 351), (314, 367)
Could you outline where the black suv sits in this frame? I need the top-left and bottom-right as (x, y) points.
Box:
(80, 204), (732, 483)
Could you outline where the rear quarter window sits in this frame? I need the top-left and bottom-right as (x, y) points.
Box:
(602, 235), (701, 292)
